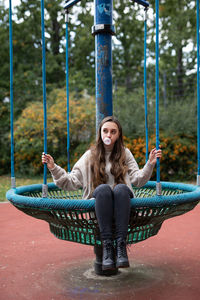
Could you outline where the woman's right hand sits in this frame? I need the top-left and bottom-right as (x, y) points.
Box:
(42, 153), (55, 170)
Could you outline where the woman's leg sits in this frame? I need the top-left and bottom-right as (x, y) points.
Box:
(113, 184), (133, 268)
(93, 184), (114, 240)
(113, 184), (133, 239)
(93, 184), (115, 270)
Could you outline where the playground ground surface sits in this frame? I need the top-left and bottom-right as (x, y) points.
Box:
(0, 202), (200, 300)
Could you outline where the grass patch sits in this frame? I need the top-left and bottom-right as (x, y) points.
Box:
(0, 175), (52, 202)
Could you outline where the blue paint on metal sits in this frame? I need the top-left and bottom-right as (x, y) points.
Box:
(66, 17), (71, 172)
(9, 0), (15, 185)
(155, 0), (161, 190)
(197, 0), (200, 176)
(144, 8), (149, 163)
(95, 1), (112, 23)
(41, 0), (47, 185)
(64, 0), (82, 10)
(95, 0), (113, 130)
(134, 0), (149, 8)
(6, 181), (200, 210)
(97, 3), (111, 16)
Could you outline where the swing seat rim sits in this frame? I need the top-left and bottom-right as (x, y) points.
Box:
(6, 181), (200, 211)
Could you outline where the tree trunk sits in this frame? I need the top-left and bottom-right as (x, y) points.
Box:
(176, 46), (184, 100)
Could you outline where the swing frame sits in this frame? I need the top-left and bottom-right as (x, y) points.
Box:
(7, 0), (200, 276)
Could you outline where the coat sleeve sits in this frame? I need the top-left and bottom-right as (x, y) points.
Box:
(50, 151), (90, 191)
(126, 148), (154, 188)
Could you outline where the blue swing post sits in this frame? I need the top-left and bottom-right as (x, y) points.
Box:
(65, 0), (115, 155)
(92, 0), (115, 130)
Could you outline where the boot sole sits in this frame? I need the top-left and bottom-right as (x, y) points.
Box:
(102, 264), (116, 271)
(94, 261), (118, 275)
(116, 262), (130, 268)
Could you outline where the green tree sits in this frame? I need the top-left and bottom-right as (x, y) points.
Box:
(149, 0), (196, 103)
(68, 1), (95, 95)
(14, 0), (67, 106)
(113, 0), (144, 92)
(0, 4), (10, 104)
(44, 1), (66, 86)
(0, 4), (13, 174)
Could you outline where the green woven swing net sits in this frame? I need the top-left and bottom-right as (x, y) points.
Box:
(6, 181), (200, 246)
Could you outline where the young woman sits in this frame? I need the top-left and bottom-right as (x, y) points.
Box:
(42, 116), (162, 271)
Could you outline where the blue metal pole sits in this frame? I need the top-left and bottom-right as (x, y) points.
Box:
(134, 0), (149, 8)
(41, 0), (48, 197)
(144, 8), (149, 163)
(155, 0), (161, 195)
(9, 0), (16, 189)
(64, 0), (82, 10)
(93, 0), (114, 130)
(197, 0), (200, 185)
(65, 11), (71, 172)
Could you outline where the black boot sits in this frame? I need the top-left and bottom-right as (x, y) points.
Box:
(116, 237), (130, 268)
(102, 239), (115, 270)
(94, 245), (118, 276)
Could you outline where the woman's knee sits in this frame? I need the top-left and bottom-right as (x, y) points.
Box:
(113, 184), (133, 199)
(93, 184), (113, 198)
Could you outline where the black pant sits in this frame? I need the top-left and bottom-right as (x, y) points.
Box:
(93, 184), (133, 240)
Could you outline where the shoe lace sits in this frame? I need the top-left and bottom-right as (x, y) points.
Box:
(117, 240), (128, 258)
(104, 241), (113, 259)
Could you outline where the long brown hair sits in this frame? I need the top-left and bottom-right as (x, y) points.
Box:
(90, 116), (128, 189)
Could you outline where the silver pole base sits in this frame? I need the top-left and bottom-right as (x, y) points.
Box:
(65, 11), (69, 23)
(42, 184), (48, 198)
(197, 175), (200, 186)
(156, 182), (162, 196)
(11, 177), (16, 189)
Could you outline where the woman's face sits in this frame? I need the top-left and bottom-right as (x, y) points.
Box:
(101, 121), (120, 150)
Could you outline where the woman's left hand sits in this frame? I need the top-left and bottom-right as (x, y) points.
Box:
(149, 147), (162, 165)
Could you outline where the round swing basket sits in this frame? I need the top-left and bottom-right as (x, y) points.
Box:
(6, 181), (200, 246)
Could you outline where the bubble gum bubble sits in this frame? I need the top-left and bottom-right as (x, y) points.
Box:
(103, 138), (111, 145)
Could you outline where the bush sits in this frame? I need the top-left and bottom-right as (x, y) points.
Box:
(114, 87), (196, 138)
(124, 134), (197, 182)
(4, 85), (197, 182)
(13, 88), (95, 175)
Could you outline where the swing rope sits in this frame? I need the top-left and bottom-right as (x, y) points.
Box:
(9, 0), (15, 189)
(41, 0), (48, 198)
(144, 7), (149, 163)
(65, 10), (71, 172)
(197, 0), (200, 185)
(155, 0), (161, 195)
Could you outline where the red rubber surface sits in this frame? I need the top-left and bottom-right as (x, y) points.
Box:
(1, 202), (200, 300)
